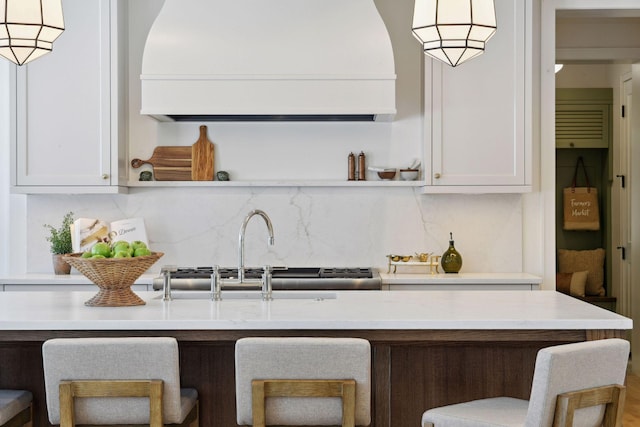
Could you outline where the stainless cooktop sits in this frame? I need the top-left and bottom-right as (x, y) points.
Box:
(153, 266), (382, 291)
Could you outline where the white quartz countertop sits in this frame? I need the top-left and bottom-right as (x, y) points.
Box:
(0, 290), (630, 331)
(379, 272), (542, 284)
(0, 273), (156, 286)
(1, 272), (541, 286)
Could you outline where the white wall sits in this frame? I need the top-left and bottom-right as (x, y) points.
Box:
(0, 62), (27, 276)
(6, 0), (528, 276)
(0, 62), (9, 273)
(556, 64), (631, 89)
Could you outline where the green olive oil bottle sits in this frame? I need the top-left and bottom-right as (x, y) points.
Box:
(441, 232), (462, 273)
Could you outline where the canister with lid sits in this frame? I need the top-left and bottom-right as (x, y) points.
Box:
(357, 152), (366, 181)
(348, 152), (356, 181)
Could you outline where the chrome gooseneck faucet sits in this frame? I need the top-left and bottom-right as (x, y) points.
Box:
(210, 209), (275, 301)
(238, 209), (275, 283)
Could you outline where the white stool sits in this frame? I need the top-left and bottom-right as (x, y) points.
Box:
(0, 389), (32, 427)
(235, 337), (371, 427)
(42, 337), (199, 427)
(422, 338), (629, 427)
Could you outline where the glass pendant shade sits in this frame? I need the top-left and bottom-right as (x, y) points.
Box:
(0, 0), (65, 65)
(412, 0), (496, 67)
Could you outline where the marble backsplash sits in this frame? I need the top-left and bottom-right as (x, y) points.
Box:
(27, 188), (523, 274)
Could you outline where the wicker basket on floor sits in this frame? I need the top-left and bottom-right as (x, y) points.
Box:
(63, 252), (163, 307)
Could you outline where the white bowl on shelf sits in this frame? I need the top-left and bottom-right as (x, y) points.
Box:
(399, 169), (419, 181)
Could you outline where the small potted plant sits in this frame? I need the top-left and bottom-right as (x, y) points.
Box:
(44, 211), (74, 275)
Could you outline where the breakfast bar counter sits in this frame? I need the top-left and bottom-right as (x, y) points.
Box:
(0, 289), (629, 331)
(0, 290), (631, 426)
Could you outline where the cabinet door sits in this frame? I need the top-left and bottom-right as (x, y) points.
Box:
(12, 0), (114, 191)
(555, 87), (612, 149)
(423, 0), (530, 193)
(556, 104), (610, 149)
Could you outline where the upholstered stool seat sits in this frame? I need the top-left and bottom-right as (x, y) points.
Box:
(42, 337), (199, 426)
(423, 397), (529, 426)
(0, 389), (32, 427)
(422, 338), (629, 427)
(235, 337), (371, 427)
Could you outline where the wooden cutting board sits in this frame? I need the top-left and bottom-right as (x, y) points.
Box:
(191, 125), (215, 180)
(131, 146), (192, 181)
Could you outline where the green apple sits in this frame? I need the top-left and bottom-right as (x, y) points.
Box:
(113, 250), (132, 258)
(133, 247), (152, 257)
(131, 241), (147, 251)
(91, 242), (111, 258)
(81, 252), (92, 259)
(91, 254), (106, 259)
(112, 240), (130, 251)
(112, 241), (134, 257)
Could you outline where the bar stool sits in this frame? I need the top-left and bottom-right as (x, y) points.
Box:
(422, 338), (629, 427)
(42, 337), (199, 427)
(0, 389), (32, 427)
(235, 337), (370, 427)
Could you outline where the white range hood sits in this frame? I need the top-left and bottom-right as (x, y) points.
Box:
(140, 0), (397, 122)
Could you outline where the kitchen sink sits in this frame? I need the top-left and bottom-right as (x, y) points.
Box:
(152, 267), (381, 291)
(154, 290), (337, 301)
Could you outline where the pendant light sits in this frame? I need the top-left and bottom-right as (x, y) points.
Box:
(412, 0), (497, 67)
(0, 0), (65, 66)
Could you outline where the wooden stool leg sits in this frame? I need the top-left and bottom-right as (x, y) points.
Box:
(149, 381), (163, 427)
(252, 381), (266, 427)
(59, 382), (75, 427)
(341, 380), (356, 427)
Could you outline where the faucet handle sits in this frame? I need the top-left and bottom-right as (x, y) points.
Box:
(161, 265), (177, 301)
(262, 265), (273, 301)
(211, 265), (222, 301)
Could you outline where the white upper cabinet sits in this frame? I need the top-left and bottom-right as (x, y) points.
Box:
(11, 0), (126, 194)
(422, 0), (531, 194)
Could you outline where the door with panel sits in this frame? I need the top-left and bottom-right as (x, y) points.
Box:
(422, 0), (531, 194)
(11, 0), (125, 194)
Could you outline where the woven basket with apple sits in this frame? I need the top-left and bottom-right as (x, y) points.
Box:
(63, 240), (163, 307)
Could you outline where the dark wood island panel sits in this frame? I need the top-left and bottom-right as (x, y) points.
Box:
(0, 329), (623, 426)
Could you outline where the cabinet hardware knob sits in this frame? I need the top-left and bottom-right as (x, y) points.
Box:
(434, 173), (441, 179)
(101, 174), (109, 180)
